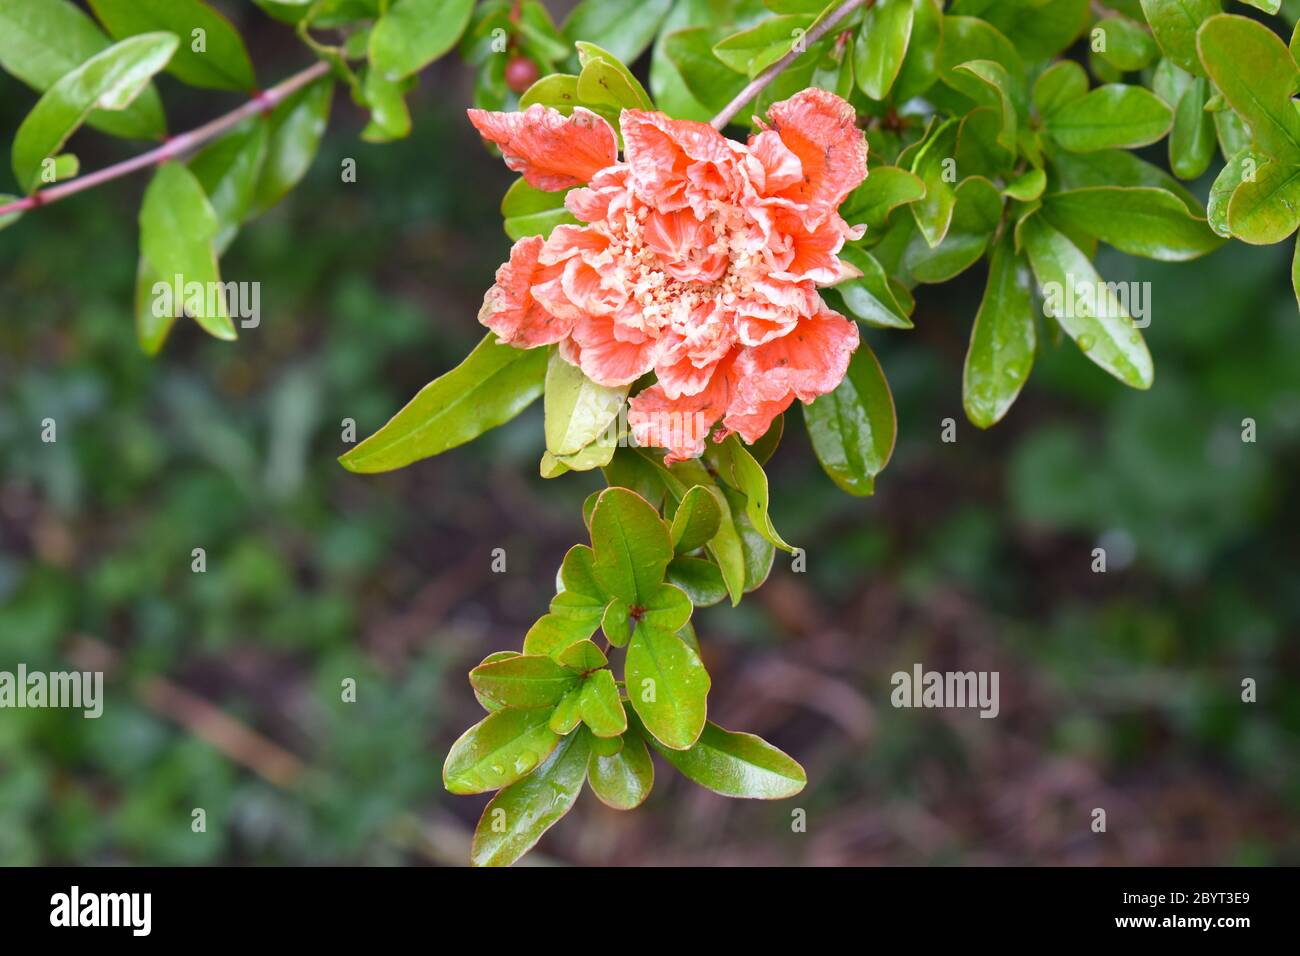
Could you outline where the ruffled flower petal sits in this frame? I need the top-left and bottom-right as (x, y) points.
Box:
(628, 357), (735, 463)
(621, 109), (737, 211)
(724, 307), (859, 443)
(571, 314), (662, 386)
(762, 88), (867, 221)
(468, 105), (618, 191)
(479, 236), (572, 347)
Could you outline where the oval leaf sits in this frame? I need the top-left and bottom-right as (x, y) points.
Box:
(340, 334), (548, 473)
(470, 728), (589, 866)
(963, 235), (1036, 429)
(803, 343), (897, 496)
(370, 0), (475, 80)
(1020, 214), (1154, 389)
(645, 720), (807, 799)
(625, 626), (709, 750)
(12, 32), (177, 192)
(588, 733), (653, 810)
(443, 707), (561, 795)
(87, 0), (255, 91)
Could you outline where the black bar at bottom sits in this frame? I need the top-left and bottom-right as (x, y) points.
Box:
(0, 866), (1284, 940)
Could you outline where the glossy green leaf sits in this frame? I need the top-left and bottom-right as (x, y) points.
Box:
(549, 584), (606, 633)
(644, 719), (806, 799)
(909, 118), (960, 247)
(564, 0), (672, 66)
(189, 119), (268, 255)
(954, 107), (1016, 179)
(1139, 0), (1219, 75)
(1206, 146), (1257, 237)
(663, 25), (748, 116)
(360, 67), (414, 143)
(1213, 107), (1250, 162)
(249, 77), (332, 217)
(12, 32), (177, 193)
(133, 257), (173, 355)
(647, 454), (747, 606)
(548, 687), (584, 733)
(854, 0), (914, 100)
(670, 485), (722, 554)
(1169, 76), (1215, 180)
(1196, 13), (1300, 162)
(841, 166), (927, 232)
(949, 0), (1088, 62)
(893, 0), (944, 102)
(1004, 168), (1046, 201)
(443, 707), (560, 795)
(469, 654), (580, 710)
(665, 556), (728, 608)
(588, 732), (653, 809)
(590, 487), (673, 605)
(938, 14), (1024, 105)
(835, 246), (915, 329)
(0, 0), (165, 139)
(339, 334), (548, 473)
(718, 484), (776, 594)
(953, 59), (1018, 152)
(1043, 186), (1222, 260)
(640, 582), (694, 634)
(470, 728), (588, 866)
(575, 41), (654, 111)
(803, 343), (896, 496)
(500, 178), (578, 240)
(1093, 17), (1158, 72)
(138, 161), (236, 341)
(579, 669), (627, 737)
(646, 0), (711, 122)
(1020, 214), (1153, 389)
(1049, 147), (1201, 214)
(87, 0), (255, 91)
(963, 235), (1036, 429)
(475, 652), (521, 713)
(1225, 158), (1300, 245)
(714, 14), (813, 78)
(519, 72), (582, 112)
(904, 175), (1003, 282)
(1293, 235), (1300, 313)
(544, 349), (627, 457)
(1032, 59), (1088, 117)
(560, 542), (603, 597)
(625, 625), (709, 750)
(369, 0), (474, 80)
(1045, 84), (1172, 152)
(601, 597), (633, 648)
(713, 437), (793, 552)
(524, 611), (599, 656)
(556, 639), (607, 674)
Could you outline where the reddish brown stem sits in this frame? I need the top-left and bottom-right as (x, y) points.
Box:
(0, 59), (332, 220)
(709, 0), (870, 130)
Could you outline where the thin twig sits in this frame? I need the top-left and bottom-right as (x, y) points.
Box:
(0, 59), (332, 220)
(710, 0), (869, 130)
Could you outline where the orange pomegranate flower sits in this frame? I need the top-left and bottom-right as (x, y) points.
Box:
(469, 89), (867, 463)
